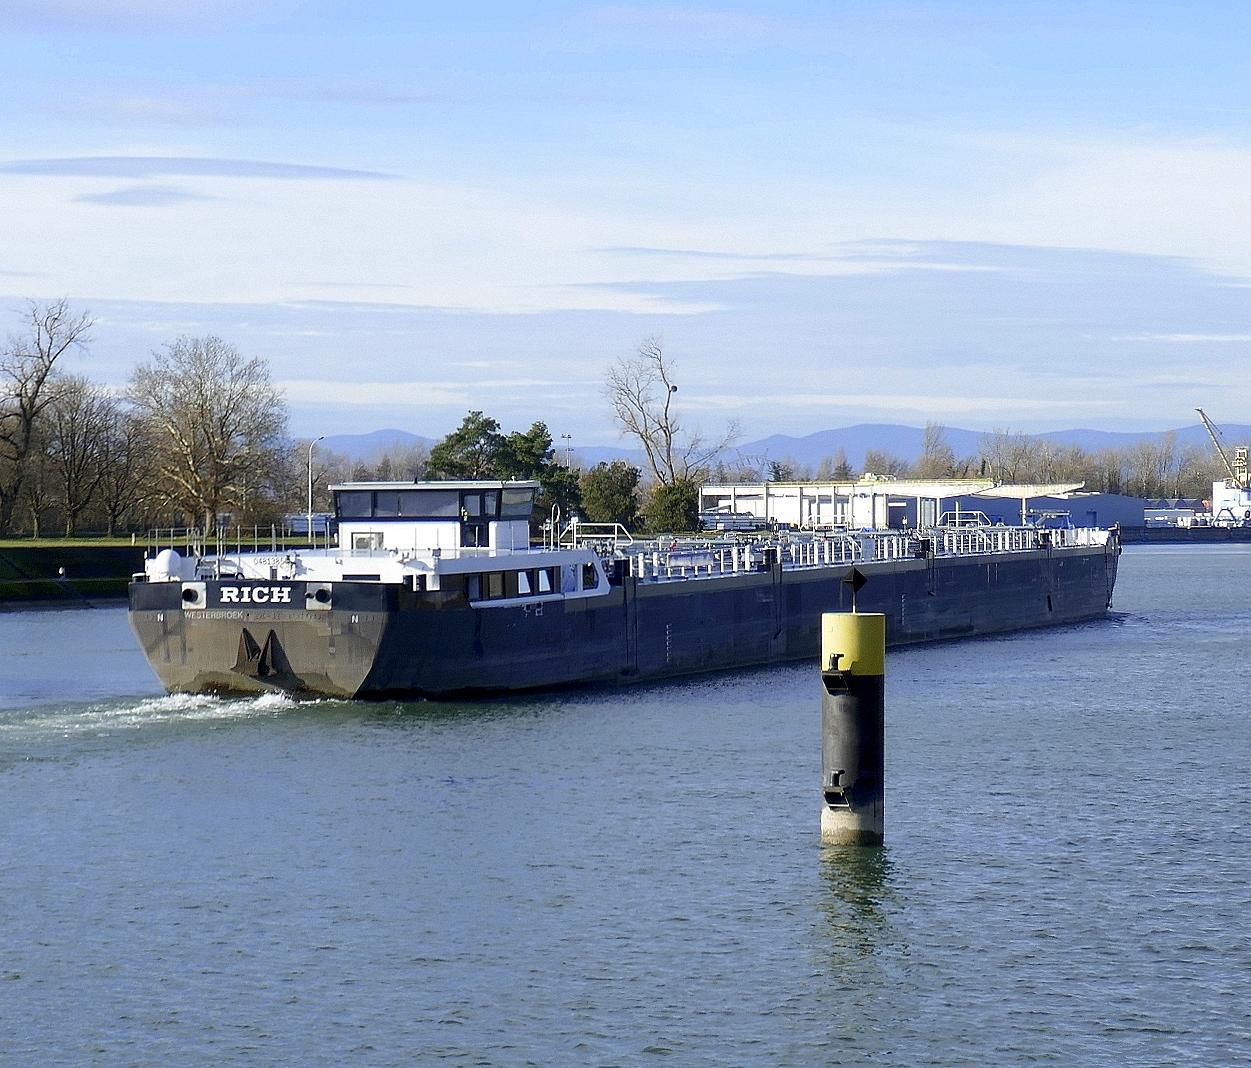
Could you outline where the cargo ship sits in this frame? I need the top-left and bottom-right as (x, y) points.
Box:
(129, 479), (1121, 699)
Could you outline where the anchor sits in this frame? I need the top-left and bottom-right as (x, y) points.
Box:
(232, 627), (296, 684)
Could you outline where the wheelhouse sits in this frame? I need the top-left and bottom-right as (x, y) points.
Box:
(331, 480), (540, 553)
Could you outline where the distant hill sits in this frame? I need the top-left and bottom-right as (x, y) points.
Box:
(574, 445), (649, 468)
(734, 422), (1251, 470)
(313, 422), (1251, 473)
(736, 424), (981, 469)
(1033, 424), (1251, 453)
(317, 429), (433, 461)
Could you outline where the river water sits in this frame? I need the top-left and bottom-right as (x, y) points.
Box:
(2, 546), (1249, 1066)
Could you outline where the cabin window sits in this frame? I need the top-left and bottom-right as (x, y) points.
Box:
(484, 492), (498, 517)
(336, 491), (372, 518)
(408, 490), (459, 517)
(501, 487), (535, 518)
(465, 569), (557, 602)
(352, 532), (384, 551)
(582, 563), (599, 590)
(334, 489), (464, 518)
(374, 491), (402, 517)
(462, 494), (481, 518)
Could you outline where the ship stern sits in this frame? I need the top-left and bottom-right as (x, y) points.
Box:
(129, 579), (391, 698)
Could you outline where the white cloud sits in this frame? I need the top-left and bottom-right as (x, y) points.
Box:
(1111, 333), (1251, 343)
(690, 393), (1112, 414)
(0, 156), (393, 179)
(950, 138), (1251, 274)
(279, 378), (576, 406)
(76, 185), (213, 206)
(0, 168), (772, 312)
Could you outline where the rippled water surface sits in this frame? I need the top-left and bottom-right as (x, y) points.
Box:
(3, 546), (1251, 1066)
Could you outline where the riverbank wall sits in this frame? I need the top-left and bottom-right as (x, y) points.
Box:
(0, 546), (145, 604)
(1118, 526), (1251, 544)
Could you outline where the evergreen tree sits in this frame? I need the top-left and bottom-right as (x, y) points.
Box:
(428, 411), (582, 527)
(500, 421), (581, 525)
(646, 478), (699, 533)
(580, 461), (641, 529)
(426, 411), (505, 478)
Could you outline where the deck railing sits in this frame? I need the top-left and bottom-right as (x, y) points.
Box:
(614, 525), (1113, 583)
(148, 518), (1113, 586)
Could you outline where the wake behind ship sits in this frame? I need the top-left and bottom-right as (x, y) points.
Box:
(129, 479), (1120, 699)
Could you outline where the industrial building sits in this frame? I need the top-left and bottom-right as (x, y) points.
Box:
(699, 479), (1146, 531)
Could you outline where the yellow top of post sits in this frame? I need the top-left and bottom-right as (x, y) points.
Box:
(821, 612), (885, 676)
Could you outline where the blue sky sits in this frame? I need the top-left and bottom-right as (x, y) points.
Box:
(4, 2), (1251, 444)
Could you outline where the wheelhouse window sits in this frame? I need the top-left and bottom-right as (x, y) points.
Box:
(336, 491), (372, 518)
(501, 487), (535, 518)
(460, 490), (500, 519)
(411, 490), (459, 517)
(374, 491), (403, 517)
(334, 489), (463, 518)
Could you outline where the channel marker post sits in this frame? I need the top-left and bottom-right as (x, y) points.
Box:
(820, 611), (886, 846)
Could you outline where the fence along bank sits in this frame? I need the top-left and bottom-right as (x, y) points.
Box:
(129, 479), (1121, 699)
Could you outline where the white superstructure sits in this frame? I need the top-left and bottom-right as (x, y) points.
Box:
(144, 480), (612, 606)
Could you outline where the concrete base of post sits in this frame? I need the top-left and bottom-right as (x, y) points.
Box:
(821, 803), (884, 846)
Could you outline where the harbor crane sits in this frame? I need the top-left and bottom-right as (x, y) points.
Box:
(1196, 408), (1249, 489)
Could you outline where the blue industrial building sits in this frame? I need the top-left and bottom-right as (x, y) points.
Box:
(954, 493), (1146, 529)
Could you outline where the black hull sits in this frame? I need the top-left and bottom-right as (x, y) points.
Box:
(129, 541), (1119, 700)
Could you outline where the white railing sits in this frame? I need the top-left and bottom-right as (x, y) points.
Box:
(559, 518), (634, 549)
(615, 525), (1112, 583)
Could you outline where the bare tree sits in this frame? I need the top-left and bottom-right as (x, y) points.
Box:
(18, 423), (53, 537)
(0, 299), (94, 534)
(765, 456), (812, 481)
(96, 405), (153, 535)
(129, 336), (289, 530)
(862, 449), (910, 478)
(605, 337), (737, 485)
(978, 428), (1040, 484)
(815, 448), (854, 481)
(914, 422), (955, 479)
(45, 376), (114, 535)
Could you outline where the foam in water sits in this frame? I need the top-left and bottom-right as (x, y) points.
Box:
(0, 689), (302, 738)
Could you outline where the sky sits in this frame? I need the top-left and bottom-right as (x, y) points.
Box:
(3, 1), (1251, 445)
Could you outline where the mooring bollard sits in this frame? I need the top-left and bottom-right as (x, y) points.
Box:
(820, 612), (886, 846)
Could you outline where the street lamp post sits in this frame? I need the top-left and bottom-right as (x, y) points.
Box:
(560, 433), (572, 466)
(307, 436), (324, 548)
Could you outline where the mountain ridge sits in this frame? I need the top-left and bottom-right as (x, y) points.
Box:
(315, 422), (1251, 470)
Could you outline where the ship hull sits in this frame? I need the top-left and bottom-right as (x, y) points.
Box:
(129, 541), (1119, 699)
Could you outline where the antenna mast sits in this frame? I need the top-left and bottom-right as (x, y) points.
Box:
(1196, 408), (1247, 488)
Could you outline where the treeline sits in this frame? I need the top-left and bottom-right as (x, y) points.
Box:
(1, 301), (293, 537)
(0, 300), (676, 538)
(4, 303), (1231, 541)
(724, 422), (1232, 501)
